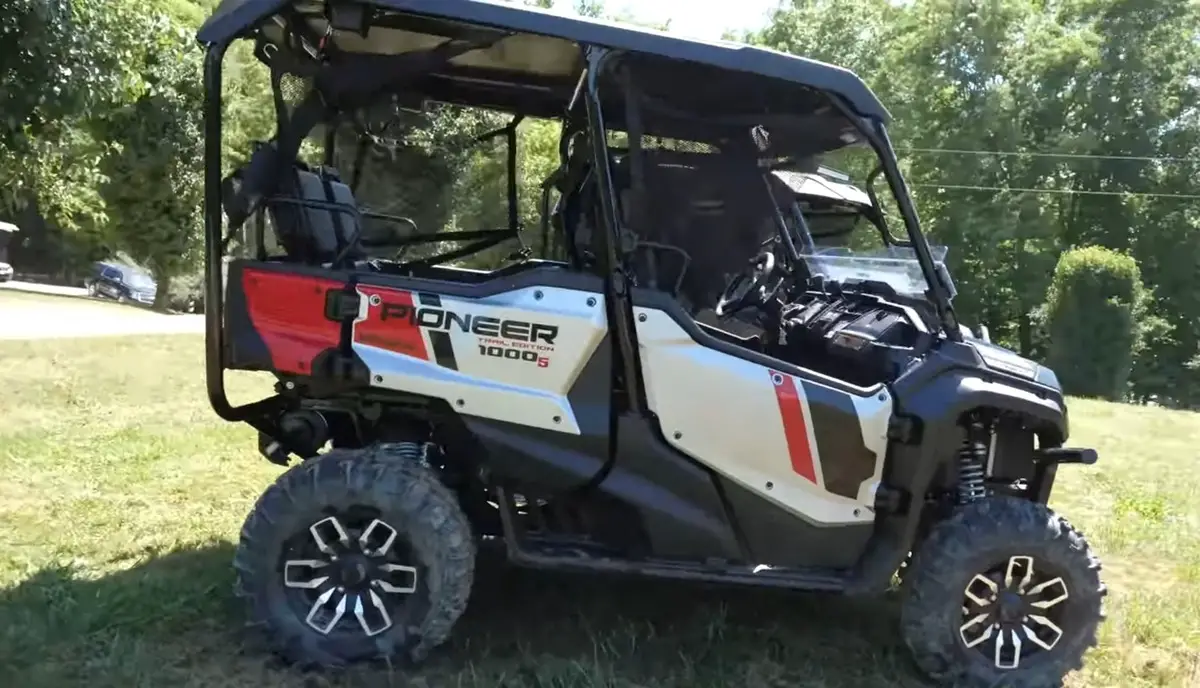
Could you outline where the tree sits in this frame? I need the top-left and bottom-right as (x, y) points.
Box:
(0, 0), (154, 229)
(97, 21), (205, 309)
(1044, 246), (1145, 400)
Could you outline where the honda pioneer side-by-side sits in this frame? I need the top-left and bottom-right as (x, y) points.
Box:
(195, 1), (1106, 685)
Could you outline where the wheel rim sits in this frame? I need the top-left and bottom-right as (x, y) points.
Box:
(959, 555), (1071, 670)
(280, 509), (421, 638)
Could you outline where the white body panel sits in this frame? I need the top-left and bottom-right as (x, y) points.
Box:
(351, 285), (607, 434)
(633, 306), (892, 526)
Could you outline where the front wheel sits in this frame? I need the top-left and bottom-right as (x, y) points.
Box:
(900, 497), (1105, 688)
(233, 447), (476, 668)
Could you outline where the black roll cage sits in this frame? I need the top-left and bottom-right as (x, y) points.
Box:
(201, 35), (959, 426)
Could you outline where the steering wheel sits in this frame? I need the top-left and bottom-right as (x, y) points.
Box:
(715, 250), (779, 318)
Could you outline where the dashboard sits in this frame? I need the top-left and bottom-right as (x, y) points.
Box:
(769, 284), (934, 387)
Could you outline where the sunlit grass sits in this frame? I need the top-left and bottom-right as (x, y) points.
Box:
(0, 336), (1196, 687)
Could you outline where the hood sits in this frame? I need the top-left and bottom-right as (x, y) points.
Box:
(967, 337), (1061, 391)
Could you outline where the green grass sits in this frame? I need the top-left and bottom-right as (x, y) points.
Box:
(0, 335), (1197, 687)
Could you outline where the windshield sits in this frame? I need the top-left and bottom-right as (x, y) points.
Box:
(774, 158), (955, 301)
(801, 244), (954, 300)
(124, 271), (156, 288)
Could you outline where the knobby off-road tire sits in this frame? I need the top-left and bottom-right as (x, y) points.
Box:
(233, 447), (475, 669)
(900, 496), (1105, 688)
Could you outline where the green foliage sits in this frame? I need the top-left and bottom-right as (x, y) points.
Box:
(96, 19), (204, 309)
(338, 103), (504, 239)
(0, 0), (139, 149)
(1044, 247), (1145, 400)
(0, 0), (156, 230)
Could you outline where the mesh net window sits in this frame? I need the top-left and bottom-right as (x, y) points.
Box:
(274, 71), (315, 127)
(605, 131), (719, 156)
(600, 81), (783, 310)
(329, 100), (526, 267)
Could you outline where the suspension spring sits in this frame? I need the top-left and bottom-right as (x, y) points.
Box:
(378, 441), (432, 466)
(956, 417), (990, 505)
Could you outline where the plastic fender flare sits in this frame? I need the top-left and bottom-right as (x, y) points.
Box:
(940, 374), (1068, 442)
(848, 371), (1069, 594)
(896, 371), (1068, 499)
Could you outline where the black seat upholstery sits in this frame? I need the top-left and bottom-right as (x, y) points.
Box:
(268, 165), (364, 265)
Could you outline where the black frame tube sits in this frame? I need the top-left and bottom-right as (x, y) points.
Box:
(870, 120), (960, 339)
(761, 175), (802, 263)
(581, 46), (645, 413)
(203, 40), (237, 421)
(505, 114), (524, 233)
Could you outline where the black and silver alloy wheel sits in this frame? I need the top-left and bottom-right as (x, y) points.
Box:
(958, 555), (1071, 670)
(234, 447), (475, 669)
(901, 497), (1105, 688)
(283, 513), (421, 638)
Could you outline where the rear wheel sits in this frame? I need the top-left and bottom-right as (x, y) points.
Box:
(900, 497), (1105, 688)
(233, 447), (475, 668)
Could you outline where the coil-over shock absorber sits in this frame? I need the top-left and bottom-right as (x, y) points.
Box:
(956, 413), (991, 505)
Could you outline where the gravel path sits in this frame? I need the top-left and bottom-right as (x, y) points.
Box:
(0, 281), (204, 340)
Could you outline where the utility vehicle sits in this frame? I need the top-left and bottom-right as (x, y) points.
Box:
(196, 1), (1106, 685)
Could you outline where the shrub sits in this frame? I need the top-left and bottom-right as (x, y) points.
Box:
(1044, 246), (1145, 400)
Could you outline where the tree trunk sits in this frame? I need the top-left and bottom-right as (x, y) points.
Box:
(152, 268), (172, 312)
(1015, 234), (1032, 356)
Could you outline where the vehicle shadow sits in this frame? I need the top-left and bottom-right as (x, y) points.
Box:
(0, 543), (932, 688)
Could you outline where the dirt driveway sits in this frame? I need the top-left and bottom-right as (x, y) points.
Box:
(0, 282), (204, 340)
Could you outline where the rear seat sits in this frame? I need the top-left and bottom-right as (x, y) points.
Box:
(269, 165), (363, 265)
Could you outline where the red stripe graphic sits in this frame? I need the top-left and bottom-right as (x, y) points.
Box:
(771, 371), (818, 484)
(353, 286), (430, 361)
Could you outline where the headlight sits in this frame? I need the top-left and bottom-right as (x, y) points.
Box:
(972, 343), (1038, 380)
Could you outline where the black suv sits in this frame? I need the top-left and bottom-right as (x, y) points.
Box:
(85, 261), (157, 306)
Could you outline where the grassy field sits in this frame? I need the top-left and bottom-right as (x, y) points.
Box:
(0, 334), (1198, 688)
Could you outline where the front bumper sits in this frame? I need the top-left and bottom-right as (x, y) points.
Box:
(1030, 446), (1099, 503)
(1034, 447), (1098, 465)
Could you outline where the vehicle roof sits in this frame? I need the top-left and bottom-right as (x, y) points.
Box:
(196, 0), (890, 121)
(95, 260), (151, 274)
(0, 221), (18, 233)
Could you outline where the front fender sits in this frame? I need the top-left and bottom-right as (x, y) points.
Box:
(905, 372), (1067, 447)
(847, 342), (1069, 593)
(891, 341), (1068, 498)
